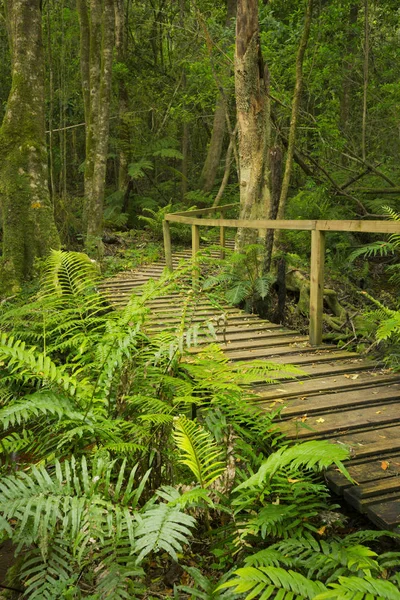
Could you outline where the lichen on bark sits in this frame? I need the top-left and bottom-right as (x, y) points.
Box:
(234, 0), (271, 251)
(0, 0), (60, 295)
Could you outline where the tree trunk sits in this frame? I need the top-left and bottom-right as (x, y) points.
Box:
(199, 0), (237, 193)
(0, 0), (60, 294)
(277, 0), (313, 220)
(199, 96), (226, 193)
(234, 0), (271, 251)
(361, 0), (369, 162)
(115, 0), (130, 191)
(263, 145), (283, 273)
(340, 4), (359, 137)
(77, 0), (115, 258)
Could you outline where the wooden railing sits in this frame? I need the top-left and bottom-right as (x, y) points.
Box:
(163, 204), (400, 347)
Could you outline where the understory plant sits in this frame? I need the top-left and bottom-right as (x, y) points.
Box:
(202, 244), (275, 312)
(349, 208), (400, 369)
(0, 251), (398, 599)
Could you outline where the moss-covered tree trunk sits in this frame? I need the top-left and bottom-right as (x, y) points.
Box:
(234, 0), (271, 251)
(0, 0), (60, 294)
(115, 0), (130, 191)
(77, 0), (115, 258)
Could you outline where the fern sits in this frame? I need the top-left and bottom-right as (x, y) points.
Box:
(134, 500), (196, 562)
(220, 566), (327, 599)
(173, 415), (225, 488)
(314, 576), (400, 599)
(235, 440), (351, 491)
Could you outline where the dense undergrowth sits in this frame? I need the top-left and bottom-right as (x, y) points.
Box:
(0, 250), (399, 599)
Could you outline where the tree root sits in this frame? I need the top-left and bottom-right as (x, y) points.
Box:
(286, 268), (356, 336)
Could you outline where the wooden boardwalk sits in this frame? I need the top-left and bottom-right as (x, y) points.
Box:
(101, 247), (400, 532)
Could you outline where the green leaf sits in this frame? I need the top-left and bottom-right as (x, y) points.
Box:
(173, 415), (225, 489)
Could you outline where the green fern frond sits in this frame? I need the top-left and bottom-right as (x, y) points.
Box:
(235, 440), (351, 491)
(41, 249), (99, 298)
(173, 415), (225, 488)
(220, 566), (327, 599)
(134, 501), (196, 562)
(349, 241), (396, 262)
(0, 333), (81, 395)
(0, 391), (77, 429)
(315, 575), (400, 600)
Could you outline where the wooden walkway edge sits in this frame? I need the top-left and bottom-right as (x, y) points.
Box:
(101, 247), (400, 532)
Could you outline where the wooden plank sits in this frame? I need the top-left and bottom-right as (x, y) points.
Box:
(326, 454), (400, 495)
(166, 215), (318, 229)
(189, 335), (308, 353)
(165, 214), (400, 235)
(163, 220), (173, 270)
(220, 226), (226, 259)
(280, 400), (400, 439)
(367, 500), (400, 531)
(345, 477), (400, 502)
(255, 372), (400, 403)
(192, 224), (200, 289)
(317, 220), (400, 234)
(224, 344), (333, 361)
(231, 349), (359, 364)
(165, 202), (238, 218)
(309, 230), (325, 346)
(278, 383), (400, 417)
(328, 425), (400, 460)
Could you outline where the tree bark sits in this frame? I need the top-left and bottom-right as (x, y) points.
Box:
(199, 95), (226, 193)
(277, 0), (313, 220)
(234, 0), (271, 251)
(340, 4), (359, 137)
(0, 0), (60, 294)
(361, 0), (369, 162)
(198, 0), (237, 193)
(77, 0), (115, 258)
(115, 0), (130, 191)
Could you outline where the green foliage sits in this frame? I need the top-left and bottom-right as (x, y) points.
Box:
(173, 415), (225, 488)
(220, 565), (327, 599)
(0, 250), (398, 597)
(178, 566), (239, 599)
(231, 441), (351, 542)
(352, 209), (400, 369)
(134, 501), (195, 562)
(203, 244), (275, 311)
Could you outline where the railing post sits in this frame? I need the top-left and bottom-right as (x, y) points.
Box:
(220, 225), (225, 259)
(192, 224), (200, 288)
(309, 229), (325, 346)
(163, 219), (173, 271)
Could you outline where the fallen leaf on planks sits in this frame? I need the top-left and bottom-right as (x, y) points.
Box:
(381, 461), (390, 471)
(316, 418), (325, 423)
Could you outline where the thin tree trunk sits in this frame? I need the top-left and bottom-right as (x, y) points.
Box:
(277, 0), (313, 220)
(181, 117), (189, 199)
(199, 96), (226, 192)
(235, 0), (271, 251)
(340, 4), (359, 137)
(77, 0), (115, 257)
(87, 0), (115, 255)
(46, 0), (55, 201)
(199, 0), (236, 193)
(115, 0), (130, 191)
(362, 0), (369, 162)
(263, 146), (283, 273)
(0, 0), (60, 293)
(213, 123), (238, 207)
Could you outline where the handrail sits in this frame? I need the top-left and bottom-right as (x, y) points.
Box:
(163, 206), (400, 347)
